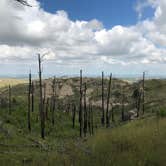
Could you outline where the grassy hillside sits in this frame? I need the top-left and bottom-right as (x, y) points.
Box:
(0, 78), (166, 165)
(0, 79), (27, 88)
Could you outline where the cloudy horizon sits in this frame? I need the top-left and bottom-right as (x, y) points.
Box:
(0, 0), (166, 77)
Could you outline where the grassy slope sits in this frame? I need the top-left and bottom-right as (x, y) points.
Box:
(62, 117), (166, 166)
(0, 78), (166, 165)
(0, 79), (27, 88)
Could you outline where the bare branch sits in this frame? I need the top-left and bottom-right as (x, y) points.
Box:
(14, 0), (32, 7)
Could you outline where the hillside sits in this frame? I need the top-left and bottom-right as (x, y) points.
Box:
(0, 77), (166, 165)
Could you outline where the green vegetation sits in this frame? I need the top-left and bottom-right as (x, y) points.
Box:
(0, 78), (166, 165)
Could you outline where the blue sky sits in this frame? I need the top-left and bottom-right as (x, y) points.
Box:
(39, 0), (153, 28)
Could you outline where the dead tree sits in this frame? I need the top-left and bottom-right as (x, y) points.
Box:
(106, 73), (112, 128)
(83, 83), (87, 137)
(45, 98), (49, 120)
(101, 71), (105, 126)
(111, 104), (115, 122)
(142, 72), (145, 115)
(72, 103), (76, 129)
(31, 81), (34, 112)
(88, 100), (91, 135)
(8, 85), (12, 114)
(14, 0), (32, 7)
(51, 77), (56, 125)
(133, 87), (141, 118)
(79, 70), (83, 137)
(121, 86), (125, 121)
(137, 90), (141, 118)
(28, 72), (31, 132)
(90, 103), (94, 135)
(43, 83), (46, 105)
(38, 54), (45, 139)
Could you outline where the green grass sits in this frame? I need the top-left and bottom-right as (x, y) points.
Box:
(0, 78), (166, 165)
(61, 117), (166, 166)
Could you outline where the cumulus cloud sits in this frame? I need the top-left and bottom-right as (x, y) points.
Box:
(0, 0), (166, 69)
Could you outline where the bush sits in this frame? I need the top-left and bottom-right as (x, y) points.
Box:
(157, 108), (166, 117)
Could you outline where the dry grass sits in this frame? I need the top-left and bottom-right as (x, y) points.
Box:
(0, 78), (27, 88)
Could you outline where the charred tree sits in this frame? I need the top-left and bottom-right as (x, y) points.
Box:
(43, 83), (46, 105)
(72, 103), (76, 129)
(83, 83), (87, 137)
(111, 104), (115, 122)
(106, 73), (112, 128)
(88, 100), (91, 135)
(142, 72), (145, 115)
(51, 77), (56, 125)
(14, 0), (32, 7)
(8, 85), (12, 114)
(79, 70), (83, 137)
(45, 98), (49, 120)
(121, 86), (125, 121)
(28, 72), (31, 132)
(31, 81), (34, 112)
(90, 103), (94, 135)
(101, 71), (105, 126)
(133, 87), (141, 118)
(137, 90), (141, 118)
(38, 54), (45, 139)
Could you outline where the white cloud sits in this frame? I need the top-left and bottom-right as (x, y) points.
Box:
(0, 0), (166, 71)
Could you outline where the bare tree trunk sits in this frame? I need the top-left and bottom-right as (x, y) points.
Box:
(28, 72), (31, 132)
(31, 81), (34, 112)
(101, 71), (105, 126)
(121, 86), (125, 121)
(142, 72), (145, 115)
(88, 100), (91, 135)
(51, 77), (56, 125)
(137, 91), (141, 118)
(45, 98), (49, 120)
(31, 82), (34, 112)
(111, 105), (114, 122)
(91, 103), (94, 135)
(43, 83), (46, 105)
(8, 85), (11, 114)
(83, 83), (87, 137)
(106, 73), (112, 128)
(38, 54), (45, 139)
(72, 103), (76, 129)
(79, 70), (83, 137)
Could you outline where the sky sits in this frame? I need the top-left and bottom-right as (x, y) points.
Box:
(0, 0), (166, 77)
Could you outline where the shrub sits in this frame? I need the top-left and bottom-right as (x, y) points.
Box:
(157, 108), (166, 117)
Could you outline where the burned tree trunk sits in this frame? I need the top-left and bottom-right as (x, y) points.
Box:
(8, 85), (11, 114)
(31, 81), (34, 112)
(79, 70), (83, 137)
(88, 100), (91, 135)
(101, 71), (105, 126)
(133, 87), (141, 118)
(43, 83), (46, 105)
(137, 90), (141, 118)
(90, 103), (94, 135)
(83, 83), (87, 137)
(28, 72), (31, 132)
(72, 103), (76, 129)
(106, 73), (112, 128)
(142, 72), (145, 115)
(51, 77), (56, 125)
(111, 105), (114, 122)
(38, 54), (45, 139)
(45, 98), (49, 120)
(121, 86), (125, 121)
